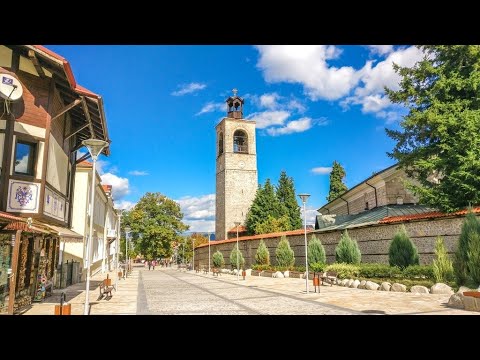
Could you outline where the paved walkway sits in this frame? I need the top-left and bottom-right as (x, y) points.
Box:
(21, 266), (480, 315)
(22, 266), (140, 315)
(138, 268), (356, 315)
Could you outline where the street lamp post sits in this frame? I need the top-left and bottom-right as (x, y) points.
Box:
(208, 232), (211, 274)
(298, 193), (311, 294)
(115, 209), (123, 292)
(82, 138), (109, 316)
(234, 222), (241, 282)
(192, 237), (195, 271)
(124, 226), (131, 278)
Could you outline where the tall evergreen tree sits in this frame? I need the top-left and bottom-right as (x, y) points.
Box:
(245, 179), (282, 234)
(385, 45), (480, 212)
(276, 170), (302, 230)
(327, 161), (348, 202)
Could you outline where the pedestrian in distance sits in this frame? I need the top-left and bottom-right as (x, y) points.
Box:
(152, 260), (156, 270)
(148, 260), (151, 271)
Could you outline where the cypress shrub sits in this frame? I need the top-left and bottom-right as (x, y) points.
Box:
(467, 231), (480, 287)
(388, 226), (419, 269)
(255, 239), (270, 265)
(335, 230), (361, 264)
(432, 236), (454, 283)
(212, 250), (225, 268)
(307, 234), (326, 266)
(454, 210), (480, 285)
(230, 247), (245, 270)
(275, 235), (295, 268)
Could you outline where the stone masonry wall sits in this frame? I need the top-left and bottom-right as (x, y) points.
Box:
(194, 216), (471, 268)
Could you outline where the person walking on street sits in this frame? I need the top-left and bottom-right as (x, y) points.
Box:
(152, 260), (157, 270)
(148, 260), (151, 271)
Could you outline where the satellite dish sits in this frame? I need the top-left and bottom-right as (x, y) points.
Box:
(0, 74), (23, 101)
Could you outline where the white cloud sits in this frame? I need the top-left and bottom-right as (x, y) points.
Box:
(266, 117), (313, 136)
(255, 45), (425, 121)
(101, 173), (130, 200)
(256, 45), (361, 101)
(115, 200), (136, 211)
(246, 110), (290, 129)
(128, 170), (149, 176)
(300, 206), (318, 226)
(15, 154), (29, 173)
(175, 194), (216, 233)
(311, 167), (332, 175)
(196, 102), (225, 116)
(183, 220), (215, 234)
(259, 92), (280, 109)
(171, 82), (207, 96)
(367, 45), (394, 55)
(176, 194), (215, 221)
(287, 99), (307, 113)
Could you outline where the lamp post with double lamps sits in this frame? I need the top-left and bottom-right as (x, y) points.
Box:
(234, 222), (241, 281)
(82, 138), (109, 316)
(298, 193), (310, 294)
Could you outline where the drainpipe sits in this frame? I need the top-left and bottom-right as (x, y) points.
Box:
(365, 181), (378, 208)
(340, 197), (349, 215)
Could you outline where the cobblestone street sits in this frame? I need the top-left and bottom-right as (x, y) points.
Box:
(137, 268), (357, 315)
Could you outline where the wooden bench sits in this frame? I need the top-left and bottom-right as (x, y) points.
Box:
(99, 279), (114, 298)
(212, 268), (220, 277)
(44, 281), (53, 297)
(320, 271), (338, 286)
(203, 267), (209, 275)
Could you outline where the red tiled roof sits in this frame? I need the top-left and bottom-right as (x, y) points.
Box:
(102, 185), (112, 192)
(77, 160), (92, 168)
(32, 45), (100, 99)
(379, 207), (480, 224)
(196, 228), (311, 248)
(227, 225), (247, 233)
(0, 211), (24, 222)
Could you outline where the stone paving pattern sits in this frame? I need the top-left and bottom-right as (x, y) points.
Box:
(22, 266), (479, 315)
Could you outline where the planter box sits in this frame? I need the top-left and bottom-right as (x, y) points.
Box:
(260, 270), (275, 278)
(463, 291), (480, 298)
(251, 270), (262, 276)
(289, 271), (303, 279)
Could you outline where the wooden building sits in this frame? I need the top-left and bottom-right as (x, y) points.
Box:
(0, 45), (110, 314)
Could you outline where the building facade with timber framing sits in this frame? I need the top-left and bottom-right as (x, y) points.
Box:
(0, 45), (110, 314)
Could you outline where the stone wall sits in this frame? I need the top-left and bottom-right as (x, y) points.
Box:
(194, 216), (470, 268)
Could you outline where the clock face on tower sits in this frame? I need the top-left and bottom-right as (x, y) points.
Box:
(238, 161), (245, 168)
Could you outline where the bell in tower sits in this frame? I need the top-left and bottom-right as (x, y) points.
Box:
(226, 88), (244, 119)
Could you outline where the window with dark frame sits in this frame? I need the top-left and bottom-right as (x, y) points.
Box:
(14, 141), (36, 176)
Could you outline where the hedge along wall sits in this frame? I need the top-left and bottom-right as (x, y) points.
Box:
(194, 215), (473, 269)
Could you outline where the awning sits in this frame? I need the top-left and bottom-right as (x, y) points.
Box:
(43, 224), (83, 241)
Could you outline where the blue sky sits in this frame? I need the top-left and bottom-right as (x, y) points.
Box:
(47, 45), (423, 233)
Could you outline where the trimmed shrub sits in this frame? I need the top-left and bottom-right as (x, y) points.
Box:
(212, 250), (224, 268)
(388, 225), (419, 269)
(294, 265), (306, 273)
(230, 247), (245, 270)
(307, 234), (326, 266)
(467, 231), (480, 287)
(432, 236), (454, 283)
(252, 264), (272, 271)
(255, 239), (270, 265)
(402, 265), (434, 280)
(310, 262), (328, 274)
(275, 235), (295, 268)
(358, 263), (402, 278)
(335, 230), (361, 264)
(325, 263), (360, 279)
(455, 210), (480, 285)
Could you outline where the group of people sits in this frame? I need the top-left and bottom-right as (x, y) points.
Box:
(145, 260), (157, 270)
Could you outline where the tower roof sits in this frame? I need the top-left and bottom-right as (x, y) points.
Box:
(226, 88), (245, 119)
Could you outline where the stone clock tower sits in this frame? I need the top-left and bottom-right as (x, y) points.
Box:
(215, 89), (258, 241)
